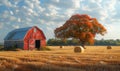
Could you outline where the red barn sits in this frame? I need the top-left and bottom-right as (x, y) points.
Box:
(4, 26), (46, 50)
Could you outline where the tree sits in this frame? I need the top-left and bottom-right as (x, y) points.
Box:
(54, 14), (107, 48)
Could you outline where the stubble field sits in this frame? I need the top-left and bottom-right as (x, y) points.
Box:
(0, 46), (120, 71)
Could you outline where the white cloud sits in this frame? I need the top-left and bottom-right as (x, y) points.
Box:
(25, 0), (34, 9)
(81, 5), (92, 12)
(12, 25), (19, 29)
(98, 10), (108, 21)
(72, 0), (81, 9)
(0, 0), (12, 7)
(65, 9), (76, 17)
(0, 0), (120, 42)
(89, 0), (102, 3)
(51, 0), (60, 3)
(2, 11), (10, 18)
(10, 16), (16, 21)
(47, 5), (58, 16)
(17, 18), (21, 22)
(9, 11), (14, 15)
(0, 23), (3, 29)
(96, 23), (120, 39)
(103, 0), (116, 11)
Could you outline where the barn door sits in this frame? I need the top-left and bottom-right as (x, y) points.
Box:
(35, 40), (40, 49)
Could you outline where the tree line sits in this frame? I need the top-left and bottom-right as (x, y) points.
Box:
(47, 38), (120, 46)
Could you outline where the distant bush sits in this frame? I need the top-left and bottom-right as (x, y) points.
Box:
(0, 45), (3, 48)
(47, 38), (120, 46)
(0, 45), (4, 51)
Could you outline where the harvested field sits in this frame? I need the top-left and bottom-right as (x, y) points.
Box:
(0, 46), (120, 71)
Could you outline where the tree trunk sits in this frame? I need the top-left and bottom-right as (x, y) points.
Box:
(81, 41), (86, 49)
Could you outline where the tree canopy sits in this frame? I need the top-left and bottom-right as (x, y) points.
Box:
(54, 14), (107, 47)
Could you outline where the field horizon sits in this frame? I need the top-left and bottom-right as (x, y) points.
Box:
(0, 46), (120, 71)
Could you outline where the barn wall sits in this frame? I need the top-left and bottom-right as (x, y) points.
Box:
(4, 40), (24, 50)
(41, 39), (46, 47)
(24, 41), (29, 50)
(23, 27), (46, 50)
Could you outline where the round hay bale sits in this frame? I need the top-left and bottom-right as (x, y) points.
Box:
(74, 46), (84, 53)
(107, 46), (112, 49)
(60, 46), (64, 48)
(83, 46), (86, 49)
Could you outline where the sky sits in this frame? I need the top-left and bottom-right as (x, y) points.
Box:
(0, 0), (120, 43)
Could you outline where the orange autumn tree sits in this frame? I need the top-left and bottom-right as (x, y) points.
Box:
(54, 14), (107, 48)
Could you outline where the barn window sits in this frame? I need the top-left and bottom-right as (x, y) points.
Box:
(34, 28), (36, 33)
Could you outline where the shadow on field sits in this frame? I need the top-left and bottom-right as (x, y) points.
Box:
(14, 63), (120, 71)
(0, 62), (119, 71)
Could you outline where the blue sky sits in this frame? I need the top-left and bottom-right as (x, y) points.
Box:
(0, 0), (120, 42)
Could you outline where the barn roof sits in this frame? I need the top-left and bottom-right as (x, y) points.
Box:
(4, 27), (31, 40)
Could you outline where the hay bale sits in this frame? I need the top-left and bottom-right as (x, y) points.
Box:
(107, 46), (112, 49)
(74, 46), (84, 53)
(60, 46), (64, 48)
(83, 47), (86, 49)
